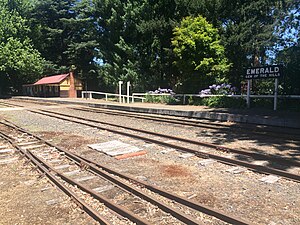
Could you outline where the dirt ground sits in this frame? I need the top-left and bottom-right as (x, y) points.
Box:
(0, 101), (299, 224)
(0, 154), (97, 225)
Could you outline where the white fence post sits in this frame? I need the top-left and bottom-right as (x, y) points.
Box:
(127, 81), (130, 104)
(118, 81), (123, 103)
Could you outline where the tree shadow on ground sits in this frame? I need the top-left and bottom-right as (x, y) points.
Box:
(195, 124), (300, 171)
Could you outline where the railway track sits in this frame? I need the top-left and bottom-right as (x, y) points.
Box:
(4, 99), (57, 106)
(69, 106), (300, 140)
(0, 126), (111, 224)
(3, 98), (300, 139)
(1, 99), (299, 182)
(0, 101), (23, 108)
(0, 120), (251, 224)
(25, 108), (300, 183)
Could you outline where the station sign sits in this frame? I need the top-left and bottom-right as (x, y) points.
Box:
(245, 65), (282, 79)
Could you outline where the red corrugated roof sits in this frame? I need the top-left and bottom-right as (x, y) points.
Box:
(34, 74), (69, 85)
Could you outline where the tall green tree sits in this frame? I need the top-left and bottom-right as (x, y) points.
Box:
(218, 0), (290, 88)
(29, 0), (77, 72)
(0, 0), (44, 94)
(277, 45), (300, 94)
(172, 16), (231, 92)
(93, 0), (145, 91)
(29, 0), (98, 77)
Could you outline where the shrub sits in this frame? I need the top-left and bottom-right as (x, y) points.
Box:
(199, 83), (237, 95)
(202, 96), (246, 108)
(187, 96), (203, 105)
(148, 88), (175, 95)
(145, 94), (179, 104)
(146, 88), (179, 104)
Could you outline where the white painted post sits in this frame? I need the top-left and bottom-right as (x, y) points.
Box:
(105, 93), (108, 101)
(274, 78), (278, 111)
(246, 80), (251, 108)
(118, 81), (123, 103)
(89, 92), (92, 99)
(127, 81), (130, 104)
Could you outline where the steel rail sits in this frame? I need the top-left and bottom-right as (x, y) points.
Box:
(0, 120), (251, 225)
(0, 131), (112, 225)
(37, 109), (300, 167)
(29, 150), (203, 225)
(6, 98), (300, 137)
(0, 123), (151, 225)
(28, 109), (300, 183)
(71, 105), (300, 137)
(0, 121), (204, 225)
(0, 101), (23, 107)
(75, 152), (252, 225)
(7, 98), (300, 135)
(70, 107), (300, 165)
(9, 99), (57, 106)
(26, 150), (153, 225)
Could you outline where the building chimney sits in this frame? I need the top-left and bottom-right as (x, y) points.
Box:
(68, 70), (77, 98)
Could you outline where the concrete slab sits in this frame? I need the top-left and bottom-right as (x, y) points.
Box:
(163, 140), (177, 143)
(198, 159), (216, 167)
(24, 180), (36, 186)
(179, 153), (195, 159)
(75, 176), (96, 182)
(259, 175), (280, 183)
(160, 148), (176, 154)
(226, 166), (247, 174)
(0, 149), (13, 154)
(88, 140), (125, 152)
(143, 143), (156, 148)
(252, 160), (269, 166)
(93, 185), (114, 193)
(46, 198), (62, 205)
(54, 164), (70, 170)
(21, 144), (45, 150)
(187, 194), (197, 199)
(0, 157), (18, 164)
(107, 146), (141, 156)
(88, 140), (141, 156)
(18, 141), (40, 146)
(48, 159), (63, 163)
(63, 170), (81, 176)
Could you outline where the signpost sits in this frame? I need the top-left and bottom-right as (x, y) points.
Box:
(244, 65), (283, 110)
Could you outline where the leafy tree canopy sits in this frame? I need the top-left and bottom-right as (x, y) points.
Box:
(172, 16), (231, 92)
(0, 0), (298, 95)
(0, 0), (44, 94)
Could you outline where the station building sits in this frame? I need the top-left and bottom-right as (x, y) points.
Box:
(23, 72), (82, 98)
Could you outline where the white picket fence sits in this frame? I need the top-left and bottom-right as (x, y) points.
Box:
(82, 91), (300, 104)
(81, 91), (146, 103)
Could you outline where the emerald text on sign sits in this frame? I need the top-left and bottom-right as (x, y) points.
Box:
(245, 65), (282, 79)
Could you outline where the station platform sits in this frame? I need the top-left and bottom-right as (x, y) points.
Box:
(13, 96), (300, 129)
